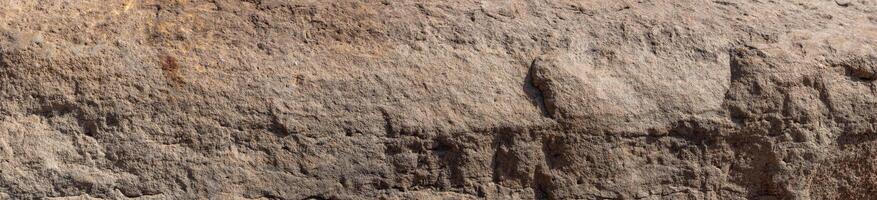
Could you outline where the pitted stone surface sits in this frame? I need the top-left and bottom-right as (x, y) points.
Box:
(0, 0), (876, 199)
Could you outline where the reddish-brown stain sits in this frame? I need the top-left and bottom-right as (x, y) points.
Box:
(160, 54), (183, 84)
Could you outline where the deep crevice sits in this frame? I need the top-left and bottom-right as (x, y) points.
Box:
(835, 55), (877, 82)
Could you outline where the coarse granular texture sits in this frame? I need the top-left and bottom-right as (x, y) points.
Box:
(0, 0), (876, 199)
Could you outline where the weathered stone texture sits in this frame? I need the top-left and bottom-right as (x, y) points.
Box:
(0, 0), (876, 199)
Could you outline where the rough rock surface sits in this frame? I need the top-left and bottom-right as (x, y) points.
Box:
(0, 0), (876, 199)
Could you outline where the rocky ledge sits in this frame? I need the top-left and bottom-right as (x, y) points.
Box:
(0, 0), (875, 199)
